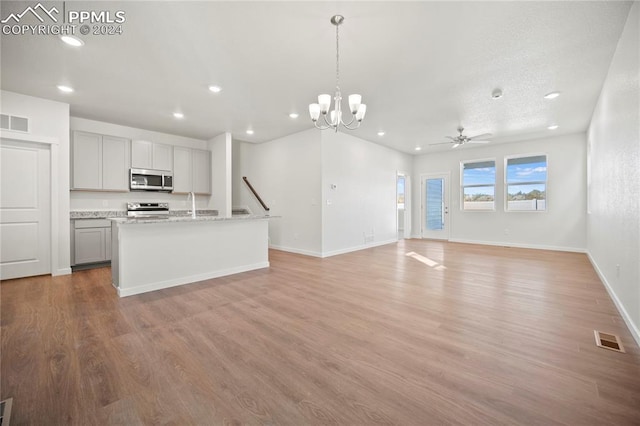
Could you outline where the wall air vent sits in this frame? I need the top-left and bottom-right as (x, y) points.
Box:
(0, 114), (29, 133)
(594, 330), (625, 353)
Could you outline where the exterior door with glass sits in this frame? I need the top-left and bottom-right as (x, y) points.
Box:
(421, 173), (450, 240)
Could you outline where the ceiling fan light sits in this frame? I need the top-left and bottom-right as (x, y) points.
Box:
(318, 94), (332, 114)
(309, 104), (320, 121)
(355, 104), (367, 121)
(348, 94), (361, 114)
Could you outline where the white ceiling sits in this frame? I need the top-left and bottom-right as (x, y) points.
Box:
(0, 1), (633, 154)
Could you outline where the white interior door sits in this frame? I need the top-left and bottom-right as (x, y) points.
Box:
(421, 173), (450, 240)
(1, 139), (51, 279)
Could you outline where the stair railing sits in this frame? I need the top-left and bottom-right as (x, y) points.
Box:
(242, 176), (270, 213)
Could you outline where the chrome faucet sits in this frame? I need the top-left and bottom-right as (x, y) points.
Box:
(187, 192), (196, 218)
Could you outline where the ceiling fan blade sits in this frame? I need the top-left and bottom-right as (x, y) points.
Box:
(467, 140), (490, 144)
(429, 141), (454, 146)
(468, 133), (492, 140)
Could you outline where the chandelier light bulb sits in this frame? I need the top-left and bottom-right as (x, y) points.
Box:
(348, 94), (362, 114)
(318, 94), (332, 114)
(309, 104), (320, 121)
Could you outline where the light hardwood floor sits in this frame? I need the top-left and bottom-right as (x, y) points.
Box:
(2, 240), (640, 425)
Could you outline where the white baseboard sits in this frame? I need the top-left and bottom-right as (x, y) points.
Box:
(270, 239), (398, 258)
(587, 252), (640, 348)
(116, 261), (270, 297)
(53, 267), (72, 276)
(269, 245), (323, 258)
(448, 238), (586, 253)
(321, 239), (398, 258)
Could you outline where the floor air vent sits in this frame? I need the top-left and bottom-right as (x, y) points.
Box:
(1, 397), (13, 425)
(594, 330), (625, 353)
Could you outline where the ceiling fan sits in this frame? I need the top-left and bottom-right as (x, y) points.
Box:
(430, 126), (492, 148)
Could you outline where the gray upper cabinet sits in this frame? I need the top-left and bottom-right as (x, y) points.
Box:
(172, 147), (211, 194)
(102, 136), (130, 190)
(72, 131), (130, 191)
(192, 149), (211, 194)
(131, 140), (173, 171)
(173, 147), (192, 193)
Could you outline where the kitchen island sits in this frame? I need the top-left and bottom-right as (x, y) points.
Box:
(110, 215), (271, 297)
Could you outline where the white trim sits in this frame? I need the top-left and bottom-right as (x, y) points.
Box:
(0, 131), (58, 145)
(269, 245), (323, 258)
(321, 239), (397, 258)
(0, 135), (66, 277)
(448, 238), (586, 253)
(587, 252), (640, 348)
(53, 267), (72, 276)
(116, 261), (270, 297)
(271, 239), (399, 258)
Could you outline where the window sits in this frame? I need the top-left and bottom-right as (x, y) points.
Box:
(462, 160), (496, 210)
(397, 175), (405, 210)
(505, 155), (547, 211)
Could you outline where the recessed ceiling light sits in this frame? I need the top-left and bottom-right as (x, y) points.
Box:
(289, 113), (299, 119)
(173, 112), (184, 119)
(547, 124), (559, 130)
(377, 131), (385, 136)
(544, 91), (561, 100)
(209, 85), (222, 93)
(57, 85), (74, 93)
(246, 129), (254, 135)
(59, 35), (84, 47)
(415, 146), (422, 151)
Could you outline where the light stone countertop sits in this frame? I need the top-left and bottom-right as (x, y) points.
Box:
(70, 210), (219, 219)
(109, 214), (275, 225)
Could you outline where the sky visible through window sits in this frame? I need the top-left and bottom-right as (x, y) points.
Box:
(463, 166), (495, 196)
(506, 157), (547, 198)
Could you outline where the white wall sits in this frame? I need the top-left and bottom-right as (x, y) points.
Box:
(321, 131), (413, 256)
(587, 2), (640, 344)
(69, 117), (212, 211)
(1, 90), (71, 275)
(208, 132), (232, 217)
(236, 129), (323, 256)
(412, 133), (587, 252)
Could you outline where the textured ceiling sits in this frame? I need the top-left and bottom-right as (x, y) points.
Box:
(0, 1), (633, 153)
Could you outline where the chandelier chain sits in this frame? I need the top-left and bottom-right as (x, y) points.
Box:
(335, 22), (340, 90)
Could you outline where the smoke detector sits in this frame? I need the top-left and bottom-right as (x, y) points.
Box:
(491, 88), (503, 99)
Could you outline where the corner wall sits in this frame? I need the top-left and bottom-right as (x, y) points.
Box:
(320, 131), (413, 256)
(412, 133), (587, 252)
(236, 129), (323, 256)
(587, 2), (640, 344)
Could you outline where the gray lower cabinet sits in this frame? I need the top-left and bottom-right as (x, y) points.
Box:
(72, 219), (112, 265)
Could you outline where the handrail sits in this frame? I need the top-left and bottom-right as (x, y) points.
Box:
(242, 176), (270, 212)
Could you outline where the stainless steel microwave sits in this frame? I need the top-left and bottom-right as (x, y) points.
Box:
(130, 168), (173, 192)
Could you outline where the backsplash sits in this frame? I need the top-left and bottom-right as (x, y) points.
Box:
(70, 190), (213, 212)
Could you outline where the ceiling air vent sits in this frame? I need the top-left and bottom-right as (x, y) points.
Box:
(0, 114), (29, 133)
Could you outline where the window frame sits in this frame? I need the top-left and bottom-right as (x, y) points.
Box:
(460, 158), (497, 212)
(504, 153), (548, 213)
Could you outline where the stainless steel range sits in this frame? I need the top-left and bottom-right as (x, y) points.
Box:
(127, 202), (170, 219)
